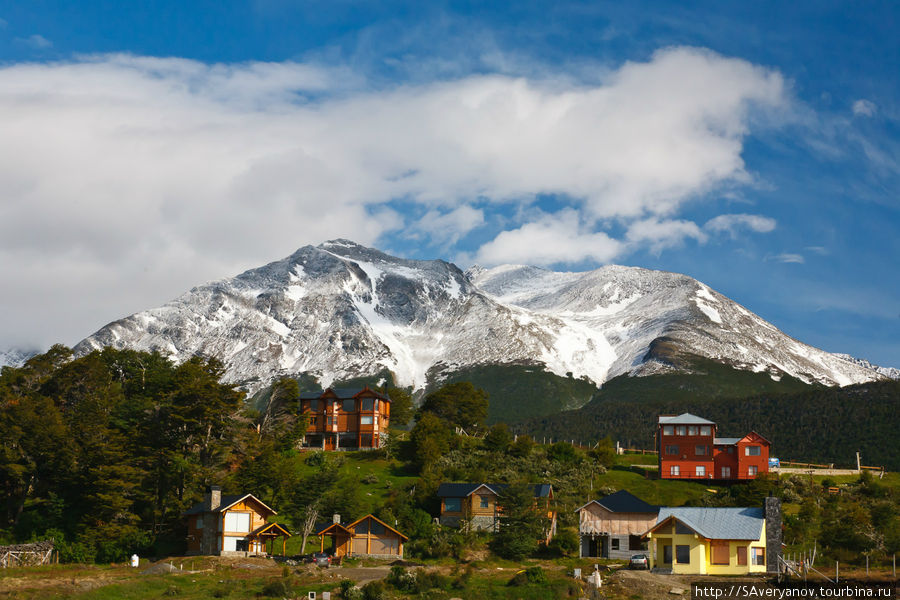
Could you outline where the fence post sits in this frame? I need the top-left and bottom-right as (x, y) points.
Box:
(835, 560), (838, 583)
(865, 555), (868, 577)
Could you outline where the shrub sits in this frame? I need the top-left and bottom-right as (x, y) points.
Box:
(361, 580), (387, 600)
(261, 579), (292, 597)
(340, 579), (361, 600)
(547, 527), (579, 557)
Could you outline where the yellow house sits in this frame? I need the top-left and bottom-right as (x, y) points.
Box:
(643, 507), (768, 575)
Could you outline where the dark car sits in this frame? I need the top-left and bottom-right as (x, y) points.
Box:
(629, 554), (649, 569)
(313, 552), (331, 567)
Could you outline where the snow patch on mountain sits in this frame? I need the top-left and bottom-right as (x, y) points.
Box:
(0, 347), (38, 369)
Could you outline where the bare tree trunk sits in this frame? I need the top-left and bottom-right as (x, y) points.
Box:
(300, 501), (321, 555)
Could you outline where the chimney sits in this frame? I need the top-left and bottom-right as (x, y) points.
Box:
(333, 514), (341, 525)
(206, 485), (222, 512)
(764, 495), (782, 574)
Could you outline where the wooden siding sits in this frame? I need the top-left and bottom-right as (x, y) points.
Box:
(578, 503), (657, 536)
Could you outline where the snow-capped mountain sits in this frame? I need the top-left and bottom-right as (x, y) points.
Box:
(0, 347), (37, 369)
(833, 354), (900, 381)
(75, 240), (887, 393)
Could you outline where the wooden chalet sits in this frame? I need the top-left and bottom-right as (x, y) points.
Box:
(316, 514), (407, 558)
(437, 483), (557, 542)
(576, 490), (658, 559)
(184, 486), (291, 556)
(657, 414), (771, 481)
(300, 387), (390, 450)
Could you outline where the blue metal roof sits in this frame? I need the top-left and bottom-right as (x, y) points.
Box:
(652, 507), (764, 540)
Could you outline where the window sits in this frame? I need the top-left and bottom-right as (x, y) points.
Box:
(695, 445), (708, 456)
(444, 498), (461, 512)
(737, 546), (747, 565)
(310, 416), (318, 427)
(688, 426), (698, 435)
(670, 465), (680, 476)
(235, 539), (249, 552)
(195, 516), (203, 530)
(373, 415), (378, 425)
(224, 512), (251, 533)
(727, 446), (734, 454)
(711, 541), (730, 565)
(361, 398), (374, 411)
(309, 399), (319, 412)
(752, 547), (765, 566)
(343, 399), (355, 412)
(479, 496), (489, 509)
(665, 445), (679, 455)
(329, 416), (337, 426)
(721, 466), (731, 478)
(676, 545), (691, 564)
(745, 446), (761, 456)
(663, 425), (674, 436)
(748, 465), (758, 476)
(700, 426), (712, 436)
(696, 465), (706, 477)
(360, 415), (373, 425)
(675, 522), (694, 535)
(611, 538), (620, 550)
(676, 426), (686, 436)
(370, 520), (385, 535)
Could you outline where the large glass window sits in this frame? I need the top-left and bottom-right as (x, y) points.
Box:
(343, 399), (355, 412)
(688, 426), (698, 435)
(663, 425), (674, 436)
(361, 398), (374, 411)
(370, 520), (385, 535)
(224, 512), (251, 532)
(696, 465), (706, 477)
(676, 545), (691, 564)
(700, 426), (712, 436)
(752, 547), (765, 566)
(444, 498), (461, 512)
(746, 446), (761, 456)
(676, 426), (686, 436)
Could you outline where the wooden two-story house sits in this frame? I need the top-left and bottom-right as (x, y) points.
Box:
(657, 413), (771, 481)
(437, 483), (556, 542)
(183, 486), (291, 556)
(299, 387), (390, 450)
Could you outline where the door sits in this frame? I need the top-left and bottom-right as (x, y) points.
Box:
(662, 543), (673, 565)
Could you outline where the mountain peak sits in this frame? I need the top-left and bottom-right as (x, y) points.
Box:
(74, 243), (888, 393)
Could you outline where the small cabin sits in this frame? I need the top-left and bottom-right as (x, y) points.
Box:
(317, 514), (407, 559)
(437, 482), (556, 541)
(184, 486), (291, 556)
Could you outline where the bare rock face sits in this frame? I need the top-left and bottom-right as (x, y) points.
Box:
(75, 239), (886, 396)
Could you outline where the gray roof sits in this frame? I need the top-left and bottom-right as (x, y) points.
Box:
(437, 483), (552, 498)
(658, 413), (716, 425)
(183, 493), (276, 517)
(576, 490), (659, 514)
(714, 437), (741, 445)
(652, 507), (764, 540)
(299, 387), (389, 401)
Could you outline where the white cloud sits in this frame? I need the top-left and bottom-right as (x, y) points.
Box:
(625, 218), (707, 253)
(17, 34), (52, 49)
(705, 213), (776, 237)
(852, 99), (877, 117)
(0, 47), (787, 346)
(769, 253), (805, 264)
(412, 205), (484, 246)
(474, 210), (622, 266)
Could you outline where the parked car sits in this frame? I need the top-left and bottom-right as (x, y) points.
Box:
(629, 554), (649, 569)
(313, 552), (331, 567)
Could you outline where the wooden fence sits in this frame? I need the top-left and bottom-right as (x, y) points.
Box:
(0, 541), (55, 568)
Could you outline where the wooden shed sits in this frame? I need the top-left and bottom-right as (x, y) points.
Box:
(317, 514), (407, 559)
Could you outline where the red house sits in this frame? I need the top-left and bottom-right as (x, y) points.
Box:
(300, 386), (390, 451)
(657, 414), (770, 480)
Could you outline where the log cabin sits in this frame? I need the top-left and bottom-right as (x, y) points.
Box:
(184, 486), (291, 556)
(437, 483), (557, 542)
(316, 514), (407, 559)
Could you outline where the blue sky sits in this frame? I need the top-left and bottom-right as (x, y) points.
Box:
(0, 1), (898, 368)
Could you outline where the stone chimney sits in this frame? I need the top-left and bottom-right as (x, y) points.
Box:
(333, 514), (341, 525)
(206, 485), (222, 512)
(765, 495), (782, 574)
